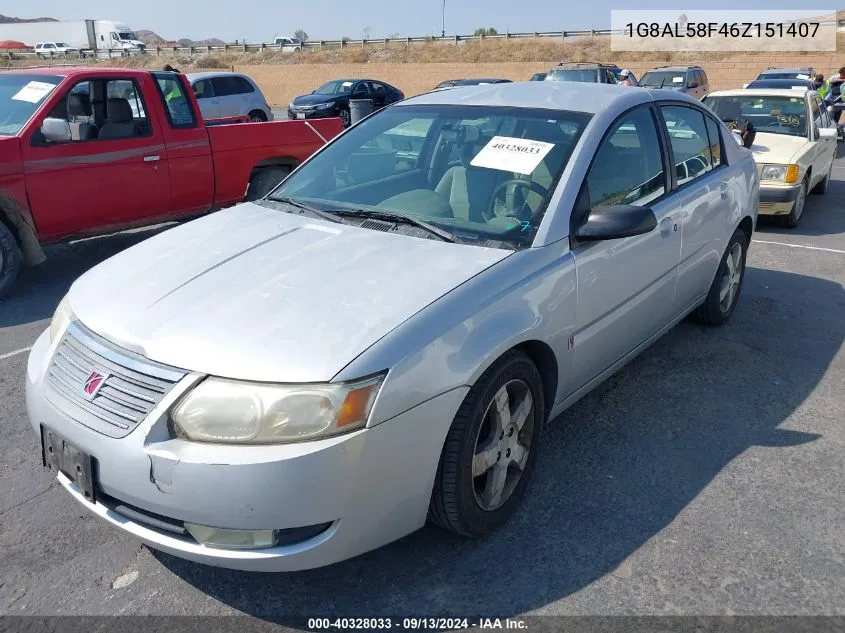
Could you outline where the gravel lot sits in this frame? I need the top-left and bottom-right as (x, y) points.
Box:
(1, 156), (844, 622)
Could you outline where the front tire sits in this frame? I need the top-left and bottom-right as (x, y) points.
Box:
(0, 221), (23, 299)
(428, 350), (544, 537)
(691, 228), (747, 326)
(776, 179), (807, 228)
(339, 108), (351, 127)
(811, 163), (832, 195)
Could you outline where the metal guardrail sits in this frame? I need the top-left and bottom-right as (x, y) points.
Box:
(0, 29), (616, 61)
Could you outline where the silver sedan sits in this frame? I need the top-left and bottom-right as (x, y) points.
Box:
(26, 82), (759, 571)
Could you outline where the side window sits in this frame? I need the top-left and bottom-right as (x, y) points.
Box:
(818, 97), (831, 127)
(699, 70), (708, 86)
(154, 74), (196, 128)
(106, 80), (147, 120)
(587, 107), (666, 207)
(370, 82), (387, 95)
(353, 82), (369, 96)
(193, 79), (214, 99)
(233, 77), (255, 94)
(660, 105), (714, 185)
(704, 115), (723, 169)
(211, 77), (233, 97)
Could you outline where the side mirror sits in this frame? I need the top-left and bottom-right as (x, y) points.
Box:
(574, 205), (657, 241)
(731, 129), (744, 146)
(40, 117), (71, 143)
(817, 127), (838, 140)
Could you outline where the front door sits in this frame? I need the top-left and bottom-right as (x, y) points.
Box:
(568, 105), (681, 393)
(192, 78), (221, 119)
(22, 75), (172, 241)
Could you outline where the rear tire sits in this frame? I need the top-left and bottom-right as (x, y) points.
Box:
(690, 228), (747, 327)
(0, 221), (23, 299)
(245, 166), (291, 201)
(248, 109), (268, 123)
(428, 350), (544, 537)
(776, 179), (807, 228)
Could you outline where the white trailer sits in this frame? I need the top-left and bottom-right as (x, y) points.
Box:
(0, 20), (146, 55)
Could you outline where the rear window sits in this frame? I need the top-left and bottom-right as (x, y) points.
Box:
(153, 73), (196, 128)
(546, 69), (599, 83)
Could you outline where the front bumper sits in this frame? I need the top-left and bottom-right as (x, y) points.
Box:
(26, 327), (466, 571)
(758, 183), (801, 215)
(287, 107), (336, 120)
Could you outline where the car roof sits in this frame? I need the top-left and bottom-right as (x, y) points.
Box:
(457, 78), (511, 84)
(1, 66), (138, 77)
(399, 81), (698, 114)
(707, 88), (812, 98)
(645, 66), (698, 72)
(747, 79), (812, 88)
(186, 71), (247, 80)
(759, 67), (812, 74)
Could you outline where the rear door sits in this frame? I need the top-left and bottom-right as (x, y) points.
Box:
(657, 103), (731, 313)
(22, 74), (172, 240)
(192, 78), (221, 119)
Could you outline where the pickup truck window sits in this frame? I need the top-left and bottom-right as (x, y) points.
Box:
(153, 73), (196, 128)
(0, 74), (62, 136)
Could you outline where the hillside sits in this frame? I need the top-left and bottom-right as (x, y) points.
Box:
(0, 14), (57, 23)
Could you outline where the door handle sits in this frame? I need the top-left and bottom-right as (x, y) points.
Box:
(720, 182), (729, 199)
(143, 155), (160, 162)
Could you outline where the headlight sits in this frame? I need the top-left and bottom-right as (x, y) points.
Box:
(289, 102), (295, 109)
(171, 374), (384, 444)
(49, 295), (73, 342)
(761, 164), (800, 183)
(315, 102), (333, 110)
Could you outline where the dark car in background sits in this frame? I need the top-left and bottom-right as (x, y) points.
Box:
(289, 79), (404, 127)
(453, 78), (513, 86)
(545, 62), (633, 85)
(529, 72), (547, 81)
(434, 79), (462, 90)
(755, 67), (813, 81)
(745, 78), (815, 90)
(639, 65), (709, 99)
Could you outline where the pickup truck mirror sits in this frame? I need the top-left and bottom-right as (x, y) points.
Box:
(40, 118), (72, 143)
(574, 204), (657, 241)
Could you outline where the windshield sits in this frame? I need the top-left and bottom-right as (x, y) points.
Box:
(704, 95), (808, 138)
(118, 32), (138, 40)
(0, 74), (62, 136)
(546, 69), (598, 83)
(314, 80), (355, 95)
(640, 71), (686, 87)
(268, 104), (590, 250)
(55, 42), (70, 47)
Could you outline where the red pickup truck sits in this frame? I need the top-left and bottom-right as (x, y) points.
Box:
(0, 68), (343, 296)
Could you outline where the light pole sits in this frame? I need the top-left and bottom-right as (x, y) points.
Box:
(441, 0), (446, 37)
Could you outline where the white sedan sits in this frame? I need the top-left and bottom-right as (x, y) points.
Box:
(27, 82), (758, 571)
(704, 88), (837, 228)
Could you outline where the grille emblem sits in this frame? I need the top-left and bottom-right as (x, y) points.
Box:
(83, 371), (108, 400)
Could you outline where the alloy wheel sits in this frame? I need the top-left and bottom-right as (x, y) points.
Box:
(472, 379), (535, 511)
(719, 242), (743, 313)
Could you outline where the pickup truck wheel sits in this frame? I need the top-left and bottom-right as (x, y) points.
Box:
(0, 222), (23, 299)
(776, 179), (807, 228)
(246, 166), (291, 201)
(428, 350), (543, 537)
(248, 110), (268, 123)
(691, 228), (747, 327)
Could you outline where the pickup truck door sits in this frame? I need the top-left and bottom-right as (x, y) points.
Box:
(21, 75), (172, 241)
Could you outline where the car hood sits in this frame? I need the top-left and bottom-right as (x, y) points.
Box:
(68, 203), (510, 383)
(749, 132), (810, 165)
(293, 94), (345, 106)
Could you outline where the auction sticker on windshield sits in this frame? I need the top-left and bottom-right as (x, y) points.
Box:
(471, 136), (555, 175)
(12, 81), (56, 104)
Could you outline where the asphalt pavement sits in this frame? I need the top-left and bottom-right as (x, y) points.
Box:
(1, 156), (844, 621)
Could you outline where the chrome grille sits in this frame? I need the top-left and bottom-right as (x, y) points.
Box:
(45, 322), (186, 438)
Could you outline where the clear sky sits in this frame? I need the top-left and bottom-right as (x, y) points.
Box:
(3, 0), (835, 42)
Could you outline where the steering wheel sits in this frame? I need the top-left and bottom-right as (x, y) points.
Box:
(485, 179), (550, 222)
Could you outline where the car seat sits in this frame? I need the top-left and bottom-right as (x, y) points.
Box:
(98, 98), (140, 140)
(67, 93), (98, 141)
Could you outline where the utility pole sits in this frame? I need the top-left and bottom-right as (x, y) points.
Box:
(441, 0), (446, 37)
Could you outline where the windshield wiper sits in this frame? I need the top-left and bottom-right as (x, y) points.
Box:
(335, 209), (456, 243)
(267, 196), (342, 223)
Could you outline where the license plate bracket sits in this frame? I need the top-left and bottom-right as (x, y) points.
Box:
(42, 427), (96, 503)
